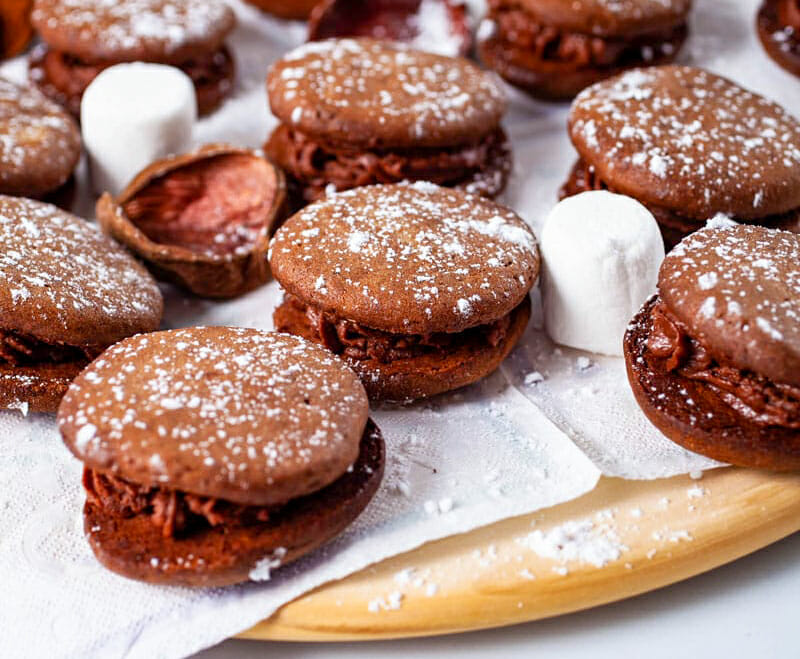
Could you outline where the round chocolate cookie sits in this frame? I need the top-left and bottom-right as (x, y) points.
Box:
(624, 222), (800, 470)
(757, 0), (800, 78)
(564, 65), (800, 247)
(58, 327), (384, 587)
(265, 38), (511, 204)
(479, 0), (690, 100)
(0, 77), (81, 199)
(29, 0), (236, 116)
(0, 196), (163, 413)
(270, 182), (539, 401)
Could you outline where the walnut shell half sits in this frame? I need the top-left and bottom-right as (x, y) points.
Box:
(97, 144), (288, 299)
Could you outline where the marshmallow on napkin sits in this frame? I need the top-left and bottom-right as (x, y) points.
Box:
(540, 190), (665, 356)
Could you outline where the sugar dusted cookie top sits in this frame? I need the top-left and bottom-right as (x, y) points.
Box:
(569, 66), (800, 220)
(59, 328), (369, 506)
(0, 196), (162, 348)
(32, 0), (235, 62)
(268, 38), (507, 149)
(0, 78), (81, 197)
(660, 223), (800, 386)
(270, 182), (539, 334)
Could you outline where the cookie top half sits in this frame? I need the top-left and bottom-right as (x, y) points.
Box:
(32, 0), (236, 62)
(569, 66), (800, 220)
(268, 38), (507, 150)
(518, 0), (691, 37)
(660, 223), (800, 387)
(269, 182), (539, 334)
(0, 196), (163, 348)
(58, 328), (369, 506)
(0, 78), (81, 197)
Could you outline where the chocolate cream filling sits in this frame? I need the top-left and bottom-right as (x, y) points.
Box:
(279, 294), (511, 363)
(266, 125), (508, 203)
(83, 468), (275, 539)
(0, 329), (100, 367)
(561, 158), (800, 244)
(30, 45), (234, 116)
(645, 301), (800, 429)
(488, 1), (686, 71)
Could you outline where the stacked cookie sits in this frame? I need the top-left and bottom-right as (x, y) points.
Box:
(265, 39), (511, 206)
(625, 223), (800, 470)
(479, 0), (691, 99)
(0, 196), (163, 413)
(29, 0), (236, 116)
(58, 328), (385, 586)
(270, 182), (540, 401)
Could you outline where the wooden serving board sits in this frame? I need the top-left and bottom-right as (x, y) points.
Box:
(240, 468), (800, 642)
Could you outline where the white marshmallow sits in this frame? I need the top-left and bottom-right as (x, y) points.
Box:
(81, 63), (196, 196)
(541, 191), (665, 356)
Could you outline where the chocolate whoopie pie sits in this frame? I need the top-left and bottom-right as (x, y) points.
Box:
(29, 0), (236, 117)
(270, 182), (540, 401)
(0, 0), (33, 59)
(478, 0), (690, 100)
(562, 65), (800, 248)
(57, 327), (385, 587)
(308, 0), (472, 57)
(96, 144), (288, 299)
(625, 223), (800, 471)
(0, 196), (163, 413)
(758, 0), (800, 78)
(265, 38), (511, 206)
(0, 77), (81, 204)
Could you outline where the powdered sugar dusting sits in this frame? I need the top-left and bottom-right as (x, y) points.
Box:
(269, 38), (506, 147)
(31, 0), (234, 58)
(519, 515), (628, 569)
(0, 78), (80, 196)
(570, 66), (800, 219)
(0, 196), (162, 345)
(58, 328), (368, 502)
(270, 182), (538, 334)
(662, 224), (800, 377)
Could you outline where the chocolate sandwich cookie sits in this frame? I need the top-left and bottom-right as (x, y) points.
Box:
(562, 65), (800, 248)
(758, 0), (800, 78)
(58, 327), (385, 587)
(478, 0), (690, 100)
(96, 144), (288, 299)
(308, 0), (472, 57)
(270, 182), (539, 401)
(0, 0), (33, 59)
(0, 196), (163, 413)
(265, 38), (511, 206)
(625, 223), (800, 470)
(0, 77), (81, 203)
(244, 0), (318, 20)
(29, 0), (236, 117)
